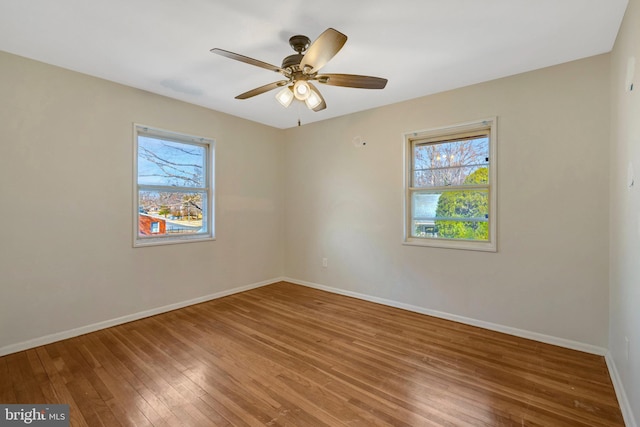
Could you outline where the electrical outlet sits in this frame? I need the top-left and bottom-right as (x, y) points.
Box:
(322, 258), (328, 268)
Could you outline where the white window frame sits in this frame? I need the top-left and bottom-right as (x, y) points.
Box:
(403, 117), (497, 252)
(133, 124), (215, 247)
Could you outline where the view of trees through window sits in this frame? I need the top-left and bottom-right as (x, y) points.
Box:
(137, 134), (209, 238)
(411, 135), (490, 240)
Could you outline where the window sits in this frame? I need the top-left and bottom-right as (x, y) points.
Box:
(134, 124), (214, 247)
(404, 118), (497, 251)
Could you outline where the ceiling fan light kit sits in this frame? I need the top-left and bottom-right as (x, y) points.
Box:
(211, 28), (387, 115)
(275, 86), (294, 108)
(305, 87), (323, 110)
(293, 80), (311, 100)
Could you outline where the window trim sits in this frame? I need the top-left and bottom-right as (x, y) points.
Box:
(133, 124), (215, 247)
(403, 117), (497, 252)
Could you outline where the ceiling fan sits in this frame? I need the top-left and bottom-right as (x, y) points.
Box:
(210, 28), (387, 112)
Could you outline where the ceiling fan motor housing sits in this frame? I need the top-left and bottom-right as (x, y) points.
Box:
(282, 35), (311, 72)
(282, 53), (305, 71)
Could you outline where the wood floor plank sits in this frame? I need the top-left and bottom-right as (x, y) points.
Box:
(207, 332), (377, 426)
(0, 355), (16, 403)
(35, 347), (90, 427)
(0, 282), (625, 426)
(218, 295), (528, 424)
(79, 334), (163, 426)
(96, 332), (187, 426)
(202, 306), (450, 425)
(154, 311), (342, 426)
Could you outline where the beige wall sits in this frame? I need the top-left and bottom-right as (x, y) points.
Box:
(283, 54), (611, 348)
(0, 51), (284, 352)
(610, 0), (640, 423)
(0, 47), (617, 364)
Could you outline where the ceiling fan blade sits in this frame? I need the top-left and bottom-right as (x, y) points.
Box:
(300, 28), (347, 74)
(316, 73), (388, 89)
(211, 48), (286, 74)
(307, 82), (326, 112)
(236, 80), (289, 100)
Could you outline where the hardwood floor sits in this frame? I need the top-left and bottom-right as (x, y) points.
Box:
(0, 282), (624, 426)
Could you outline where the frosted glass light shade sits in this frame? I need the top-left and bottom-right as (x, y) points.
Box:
(305, 88), (322, 109)
(275, 86), (294, 107)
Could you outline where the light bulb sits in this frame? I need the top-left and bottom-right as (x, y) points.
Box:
(293, 80), (310, 100)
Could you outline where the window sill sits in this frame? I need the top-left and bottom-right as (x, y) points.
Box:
(134, 235), (215, 248)
(403, 237), (496, 252)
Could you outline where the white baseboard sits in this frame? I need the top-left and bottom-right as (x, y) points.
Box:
(0, 277), (282, 357)
(283, 277), (608, 356)
(2, 276), (608, 358)
(606, 351), (638, 427)
(3, 276), (633, 424)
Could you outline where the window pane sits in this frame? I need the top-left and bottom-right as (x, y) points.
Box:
(411, 189), (489, 241)
(138, 191), (207, 237)
(413, 137), (489, 187)
(411, 220), (489, 241)
(138, 137), (206, 187)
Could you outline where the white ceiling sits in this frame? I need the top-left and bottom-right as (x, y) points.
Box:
(0, 0), (628, 129)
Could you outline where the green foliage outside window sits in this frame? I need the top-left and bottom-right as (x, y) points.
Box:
(435, 167), (489, 240)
